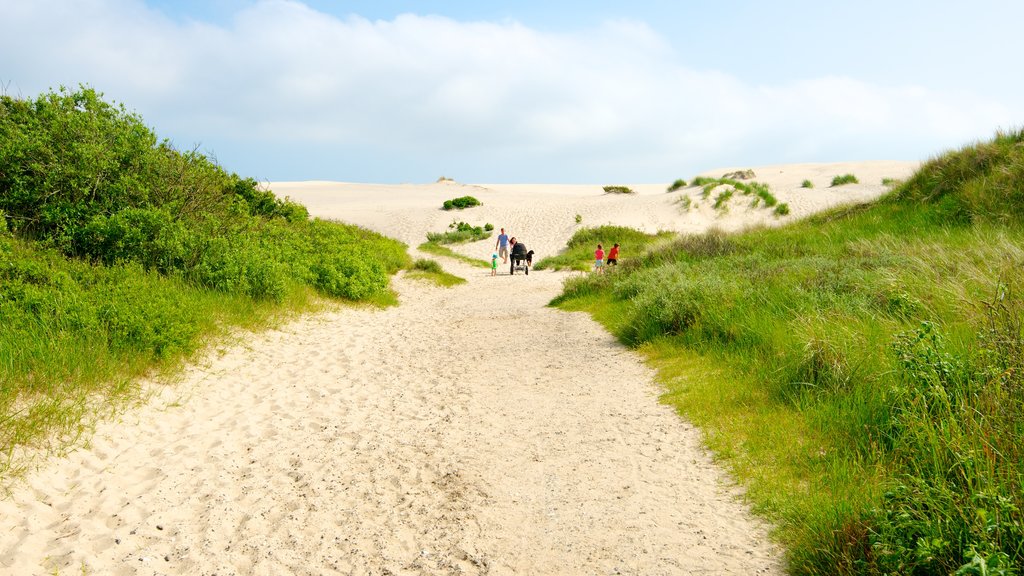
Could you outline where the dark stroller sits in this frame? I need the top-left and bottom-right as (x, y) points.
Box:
(510, 242), (534, 275)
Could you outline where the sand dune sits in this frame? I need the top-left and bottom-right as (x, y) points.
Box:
(0, 161), (917, 574)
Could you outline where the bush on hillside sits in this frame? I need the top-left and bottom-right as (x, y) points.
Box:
(442, 196), (481, 210)
(0, 86), (405, 302)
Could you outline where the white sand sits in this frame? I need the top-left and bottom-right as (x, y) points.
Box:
(0, 161), (917, 575)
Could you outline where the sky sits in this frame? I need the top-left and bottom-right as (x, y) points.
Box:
(1, 0), (1022, 183)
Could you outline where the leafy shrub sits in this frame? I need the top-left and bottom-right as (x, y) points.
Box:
(484, 223), (494, 231)
(441, 196), (481, 210)
(667, 179), (687, 192)
(603, 185), (635, 194)
(575, 214), (583, 224)
(831, 173), (860, 186)
(801, 179), (814, 188)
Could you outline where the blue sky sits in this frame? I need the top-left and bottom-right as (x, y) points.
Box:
(2, 0), (1021, 183)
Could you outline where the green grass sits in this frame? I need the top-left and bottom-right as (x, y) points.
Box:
(667, 178), (687, 192)
(831, 173), (860, 186)
(551, 129), (1024, 574)
(416, 241), (491, 268)
(405, 258), (466, 287)
(674, 195), (692, 212)
(801, 179), (814, 189)
(713, 188), (734, 210)
(534, 225), (673, 271)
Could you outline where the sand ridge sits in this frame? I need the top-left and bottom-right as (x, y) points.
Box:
(0, 161), (919, 574)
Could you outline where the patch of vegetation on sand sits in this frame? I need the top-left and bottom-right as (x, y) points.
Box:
(441, 195), (481, 210)
(405, 258), (466, 287)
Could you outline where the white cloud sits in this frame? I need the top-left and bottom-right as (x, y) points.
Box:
(0, 0), (1018, 181)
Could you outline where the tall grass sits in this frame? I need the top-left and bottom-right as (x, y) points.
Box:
(551, 129), (1024, 574)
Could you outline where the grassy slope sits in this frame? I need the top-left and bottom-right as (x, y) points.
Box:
(0, 87), (410, 480)
(552, 130), (1024, 575)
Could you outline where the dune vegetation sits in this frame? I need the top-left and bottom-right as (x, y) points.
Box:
(0, 87), (409, 476)
(533, 225), (674, 271)
(552, 130), (1024, 574)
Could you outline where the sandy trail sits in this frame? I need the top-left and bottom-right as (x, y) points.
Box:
(1, 162), (921, 574)
(0, 263), (781, 575)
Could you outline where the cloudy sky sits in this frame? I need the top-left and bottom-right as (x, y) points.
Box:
(2, 0), (1021, 183)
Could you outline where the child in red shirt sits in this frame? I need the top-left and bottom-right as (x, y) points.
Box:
(607, 243), (619, 266)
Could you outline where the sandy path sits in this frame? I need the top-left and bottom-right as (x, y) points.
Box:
(4, 162), (924, 574)
(0, 259), (781, 575)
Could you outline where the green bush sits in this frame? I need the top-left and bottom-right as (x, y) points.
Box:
(802, 179), (814, 188)
(774, 203), (791, 216)
(667, 179), (687, 192)
(441, 196), (481, 210)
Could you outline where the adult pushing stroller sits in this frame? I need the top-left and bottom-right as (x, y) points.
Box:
(510, 240), (534, 275)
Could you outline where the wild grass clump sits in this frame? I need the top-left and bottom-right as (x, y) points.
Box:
(425, 221), (492, 244)
(0, 86), (410, 477)
(441, 196), (481, 210)
(831, 173), (860, 186)
(602, 185), (635, 194)
(551, 129), (1024, 574)
(667, 179), (687, 192)
(406, 259), (465, 287)
(675, 195), (692, 212)
(690, 177), (777, 210)
(713, 188), (734, 210)
(774, 203), (791, 216)
(802, 179), (814, 188)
